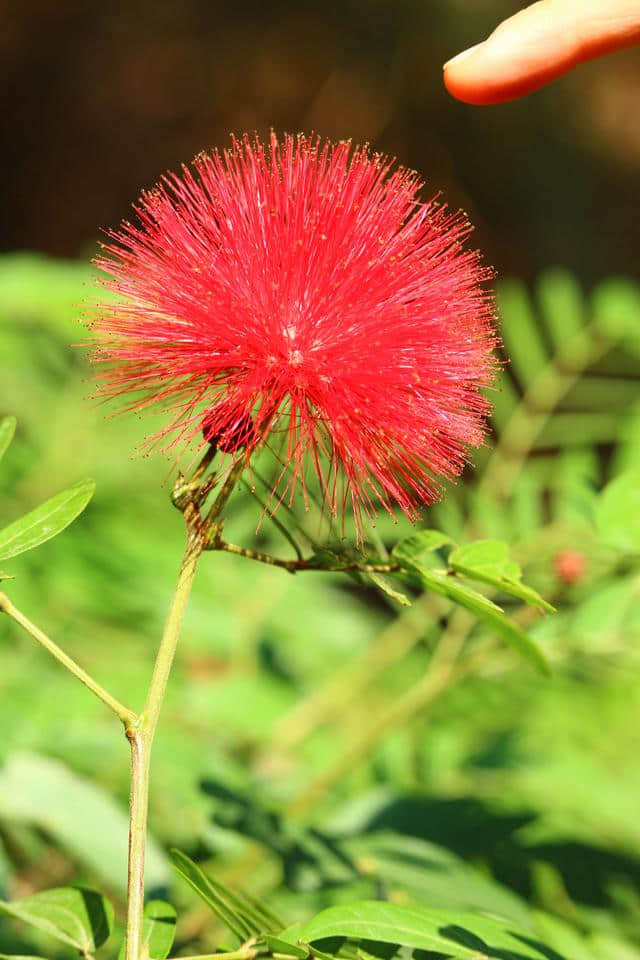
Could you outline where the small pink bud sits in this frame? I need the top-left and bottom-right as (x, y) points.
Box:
(553, 549), (586, 585)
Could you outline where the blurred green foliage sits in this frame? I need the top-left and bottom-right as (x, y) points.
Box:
(1, 254), (640, 960)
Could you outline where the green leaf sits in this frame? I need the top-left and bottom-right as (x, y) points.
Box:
(0, 954), (48, 960)
(532, 911), (596, 960)
(450, 540), (520, 582)
(343, 832), (531, 928)
(596, 470), (640, 552)
(613, 401), (640, 475)
(118, 901), (176, 960)
(490, 369), (520, 429)
(0, 752), (168, 894)
(406, 564), (550, 675)
(263, 934), (309, 958)
(0, 416), (16, 463)
(271, 923), (306, 953)
(298, 901), (561, 959)
(497, 280), (548, 387)
(0, 887), (114, 955)
(365, 572), (411, 607)
(170, 849), (262, 943)
(392, 530), (455, 566)
(449, 540), (554, 613)
(0, 479), (95, 562)
(537, 270), (585, 349)
(588, 933), (640, 960)
(592, 278), (640, 348)
(141, 901), (177, 960)
(235, 887), (284, 934)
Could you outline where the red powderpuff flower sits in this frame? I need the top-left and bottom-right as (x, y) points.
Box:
(89, 132), (496, 536)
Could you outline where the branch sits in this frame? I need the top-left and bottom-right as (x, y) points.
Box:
(0, 592), (137, 728)
(209, 538), (401, 575)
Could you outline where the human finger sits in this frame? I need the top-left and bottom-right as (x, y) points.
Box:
(443, 0), (640, 105)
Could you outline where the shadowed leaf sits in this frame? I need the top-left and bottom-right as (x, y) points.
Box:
(0, 887), (113, 954)
(298, 901), (566, 959)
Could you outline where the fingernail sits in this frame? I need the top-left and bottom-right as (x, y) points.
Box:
(443, 42), (485, 71)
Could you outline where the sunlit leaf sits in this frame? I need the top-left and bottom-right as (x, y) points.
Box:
(596, 470), (640, 553)
(449, 540), (554, 612)
(0, 954), (48, 960)
(403, 562), (550, 675)
(263, 934), (309, 958)
(0, 479), (95, 562)
(537, 270), (585, 348)
(141, 901), (176, 960)
(0, 416), (16, 463)
(365, 572), (411, 607)
(170, 849), (264, 944)
(118, 900), (176, 960)
(498, 280), (548, 387)
(592, 278), (640, 350)
(392, 530), (455, 566)
(274, 923), (305, 945)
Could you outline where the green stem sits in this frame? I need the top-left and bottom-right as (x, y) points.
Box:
(143, 540), (201, 742)
(205, 458), (247, 528)
(241, 480), (304, 560)
(211, 538), (400, 575)
(125, 452), (245, 960)
(125, 535), (202, 960)
(125, 728), (148, 960)
(0, 592), (136, 727)
(174, 949), (257, 960)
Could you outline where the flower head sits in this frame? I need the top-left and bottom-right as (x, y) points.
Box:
(90, 133), (496, 535)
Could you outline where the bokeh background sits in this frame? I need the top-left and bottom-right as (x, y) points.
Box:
(2, 0), (640, 279)
(1, 3), (640, 960)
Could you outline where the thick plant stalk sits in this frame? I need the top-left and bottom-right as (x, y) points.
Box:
(125, 536), (202, 960)
(124, 453), (244, 960)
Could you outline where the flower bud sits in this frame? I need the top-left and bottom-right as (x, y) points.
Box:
(201, 404), (256, 453)
(553, 549), (586, 586)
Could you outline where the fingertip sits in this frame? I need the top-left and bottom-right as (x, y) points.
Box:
(443, 43), (515, 106)
(443, 42), (486, 72)
(442, 27), (570, 105)
(443, 0), (640, 106)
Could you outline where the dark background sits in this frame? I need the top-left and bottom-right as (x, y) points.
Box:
(2, 0), (639, 283)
